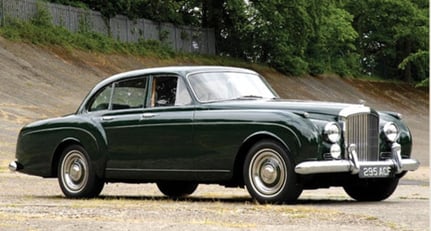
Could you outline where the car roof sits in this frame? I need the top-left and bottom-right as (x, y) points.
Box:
(77, 66), (259, 113)
(100, 66), (257, 85)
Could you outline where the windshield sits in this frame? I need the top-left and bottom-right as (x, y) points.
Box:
(188, 72), (277, 102)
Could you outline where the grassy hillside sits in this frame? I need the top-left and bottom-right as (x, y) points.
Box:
(0, 36), (428, 166)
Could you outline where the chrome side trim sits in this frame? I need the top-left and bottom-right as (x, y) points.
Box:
(106, 168), (230, 173)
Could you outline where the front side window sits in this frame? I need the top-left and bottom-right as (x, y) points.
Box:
(88, 77), (147, 112)
(89, 85), (112, 111)
(111, 78), (147, 110)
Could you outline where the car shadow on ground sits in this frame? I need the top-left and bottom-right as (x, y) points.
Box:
(33, 194), (390, 206)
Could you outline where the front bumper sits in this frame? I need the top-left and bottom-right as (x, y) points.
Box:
(295, 143), (420, 175)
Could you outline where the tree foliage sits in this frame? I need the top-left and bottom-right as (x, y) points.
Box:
(306, 1), (359, 76)
(345, 0), (429, 82)
(46, 0), (429, 83)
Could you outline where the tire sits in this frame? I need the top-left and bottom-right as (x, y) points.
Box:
(58, 145), (104, 198)
(243, 140), (302, 204)
(157, 181), (198, 199)
(343, 178), (399, 201)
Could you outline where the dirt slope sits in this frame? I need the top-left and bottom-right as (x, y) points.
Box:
(0, 36), (428, 166)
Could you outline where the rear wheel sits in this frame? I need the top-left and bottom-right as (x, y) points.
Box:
(243, 140), (302, 204)
(157, 181), (198, 199)
(343, 178), (399, 201)
(58, 145), (104, 198)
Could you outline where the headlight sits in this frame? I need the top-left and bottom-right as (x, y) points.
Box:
(383, 122), (399, 142)
(324, 122), (341, 143)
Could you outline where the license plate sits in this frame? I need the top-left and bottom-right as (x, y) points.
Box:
(359, 166), (393, 178)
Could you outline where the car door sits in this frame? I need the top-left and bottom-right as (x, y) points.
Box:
(136, 75), (195, 179)
(89, 76), (149, 171)
(90, 74), (195, 180)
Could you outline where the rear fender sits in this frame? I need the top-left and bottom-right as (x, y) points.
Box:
(51, 126), (107, 178)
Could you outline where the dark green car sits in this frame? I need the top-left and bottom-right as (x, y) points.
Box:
(9, 66), (419, 203)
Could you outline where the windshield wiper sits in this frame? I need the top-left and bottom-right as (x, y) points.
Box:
(235, 95), (264, 100)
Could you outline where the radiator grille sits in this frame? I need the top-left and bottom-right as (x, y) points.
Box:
(344, 113), (379, 161)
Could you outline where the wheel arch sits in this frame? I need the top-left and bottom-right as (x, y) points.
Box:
(232, 131), (295, 186)
(51, 138), (81, 177)
(51, 135), (106, 179)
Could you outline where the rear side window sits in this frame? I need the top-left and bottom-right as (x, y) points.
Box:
(150, 76), (192, 107)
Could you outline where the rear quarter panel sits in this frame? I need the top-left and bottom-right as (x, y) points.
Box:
(16, 115), (107, 177)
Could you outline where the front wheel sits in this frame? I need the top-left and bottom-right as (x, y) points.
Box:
(343, 178), (399, 201)
(58, 145), (104, 198)
(243, 140), (302, 204)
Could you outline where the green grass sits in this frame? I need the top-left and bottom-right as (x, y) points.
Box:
(0, 16), (271, 73)
(0, 17), (227, 64)
(415, 78), (429, 88)
(346, 74), (404, 84)
(0, 19), (174, 59)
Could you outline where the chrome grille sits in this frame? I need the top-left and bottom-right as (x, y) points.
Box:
(344, 113), (379, 161)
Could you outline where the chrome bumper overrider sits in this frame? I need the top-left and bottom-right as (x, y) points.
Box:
(8, 161), (20, 172)
(295, 143), (420, 175)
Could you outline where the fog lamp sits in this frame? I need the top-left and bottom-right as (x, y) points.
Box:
(330, 144), (341, 159)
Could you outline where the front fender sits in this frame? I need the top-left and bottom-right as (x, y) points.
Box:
(379, 112), (412, 158)
(241, 111), (321, 164)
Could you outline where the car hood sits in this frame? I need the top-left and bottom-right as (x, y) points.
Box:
(205, 99), (370, 119)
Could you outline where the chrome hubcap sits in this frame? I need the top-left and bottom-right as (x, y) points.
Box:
(69, 162), (83, 182)
(261, 164), (277, 185)
(249, 148), (287, 197)
(61, 150), (88, 193)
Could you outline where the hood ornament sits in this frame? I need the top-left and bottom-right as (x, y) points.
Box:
(359, 99), (366, 105)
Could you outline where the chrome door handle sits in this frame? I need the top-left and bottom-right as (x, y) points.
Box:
(141, 113), (157, 119)
(102, 116), (114, 121)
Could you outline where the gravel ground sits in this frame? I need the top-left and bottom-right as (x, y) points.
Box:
(0, 168), (428, 231)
